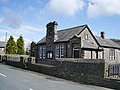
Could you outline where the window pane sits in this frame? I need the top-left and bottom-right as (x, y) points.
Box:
(60, 45), (64, 58)
(50, 53), (52, 58)
(109, 49), (115, 60)
(43, 47), (46, 59)
(85, 34), (88, 40)
(56, 45), (59, 58)
(39, 47), (42, 58)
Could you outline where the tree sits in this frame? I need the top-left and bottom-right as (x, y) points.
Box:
(6, 36), (17, 54)
(17, 35), (25, 55)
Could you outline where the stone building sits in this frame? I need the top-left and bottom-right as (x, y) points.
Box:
(0, 41), (6, 54)
(33, 21), (120, 64)
(30, 41), (36, 57)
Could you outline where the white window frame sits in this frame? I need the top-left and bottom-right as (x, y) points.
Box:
(85, 34), (88, 40)
(60, 45), (64, 58)
(43, 47), (46, 59)
(47, 52), (53, 59)
(56, 45), (59, 59)
(39, 47), (42, 59)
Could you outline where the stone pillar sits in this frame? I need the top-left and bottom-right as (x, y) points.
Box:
(2, 56), (7, 62)
(27, 57), (32, 64)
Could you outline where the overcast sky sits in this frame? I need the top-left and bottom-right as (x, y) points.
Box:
(0, 0), (120, 48)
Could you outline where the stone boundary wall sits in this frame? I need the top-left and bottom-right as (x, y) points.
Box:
(27, 60), (120, 89)
(0, 55), (120, 89)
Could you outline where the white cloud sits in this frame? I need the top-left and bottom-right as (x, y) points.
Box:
(0, 36), (6, 41)
(0, 23), (44, 48)
(2, 7), (24, 29)
(87, 0), (120, 18)
(14, 24), (44, 37)
(0, 28), (9, 33)
(45, 0), (85, 17)
(0, 18), (3, 23)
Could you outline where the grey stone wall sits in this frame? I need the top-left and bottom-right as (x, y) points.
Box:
(31, 59), (105, 79)
(1, 56), (120, 89)
(27, 59), (120, 89)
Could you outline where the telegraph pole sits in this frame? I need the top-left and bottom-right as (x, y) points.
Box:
(4, 32), (7, 54)
(5, 32), (7, 42)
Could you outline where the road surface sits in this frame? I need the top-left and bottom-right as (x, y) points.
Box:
(0, 63), (112, 90)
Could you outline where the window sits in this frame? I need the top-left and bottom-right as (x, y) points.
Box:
(39, 47), (42, 59)
(56, 45), (59, 58)
(47, 51), (53, 59)
(109, 49), (115, 60)
(85, 34), (88, 40)
(43, 47), (46, 59)
(60, 45), (64, 58)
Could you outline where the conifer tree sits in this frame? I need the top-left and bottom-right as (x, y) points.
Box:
(6, 36), (17, 54)
(17, 35), (25, 55)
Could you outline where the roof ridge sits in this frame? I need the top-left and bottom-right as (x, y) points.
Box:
(57, 24), (87, 32)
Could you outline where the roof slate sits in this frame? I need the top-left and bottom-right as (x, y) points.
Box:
(37, 25), (87, 44)
(37, 24), (120, 49)
(95, 36), (120, 49)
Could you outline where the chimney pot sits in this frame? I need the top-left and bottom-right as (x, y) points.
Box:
(101, 32), (105, 39)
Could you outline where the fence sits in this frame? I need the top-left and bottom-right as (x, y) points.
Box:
(108, 64), (120, 78)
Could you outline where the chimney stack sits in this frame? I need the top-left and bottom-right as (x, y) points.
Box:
(101, 32), (105, 39)
(46, 21), (58, 41)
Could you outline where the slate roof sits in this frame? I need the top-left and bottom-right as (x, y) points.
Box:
(37, 25), (87, 44)
(37, 24), (120, 49)
(95, 36), (120, 49)
(0, 41), (6, 48)
(111, 39), (120, 45)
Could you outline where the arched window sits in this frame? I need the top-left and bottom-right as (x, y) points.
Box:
(47, 51), (53, 59)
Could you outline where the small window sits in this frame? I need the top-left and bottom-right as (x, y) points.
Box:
(85, 34), (88, 40)
(109, 49), (115, 60)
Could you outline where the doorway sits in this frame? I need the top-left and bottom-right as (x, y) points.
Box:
(73, 47), (79, 58)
